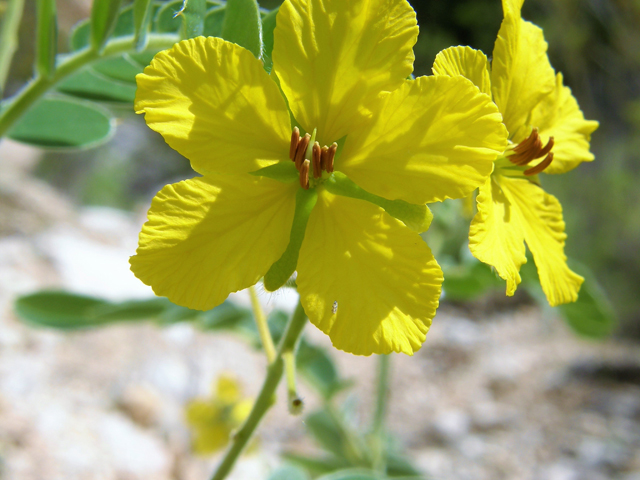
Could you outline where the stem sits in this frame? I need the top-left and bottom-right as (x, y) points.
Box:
(248, 285), (276, 364)
(0, 0), (25, 95)
(371, 353), (390, 474)
(0, 32), (179, 138)
(283, 350), (303, 414)
(209, 301), (308, 480)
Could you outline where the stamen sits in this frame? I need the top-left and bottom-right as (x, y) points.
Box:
(299, 159), (310, 189)
(294, 133), (311, 169)
(524, 152), (554, 176)
(326, 143), (337, 173)
(289, 126), (300, 160)
(320, 146), (329, 171)
(312, 142), (322, 179)
(512, 127), (539, 154)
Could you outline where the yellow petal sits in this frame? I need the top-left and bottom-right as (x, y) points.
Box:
(296, 190), (442, 356)
(130, 175), (297, 311)
(469, 176), (527, 296)
(529, 73), (599, 174)
(272, 0), (418, 145)
(215, 375), (241, 405)
(135, 37), (291, 175)
(338, 75), (507, 205)
(500, 177), (584, 306)
(491, 1), (556, 140)
(432, 46), (491, 96)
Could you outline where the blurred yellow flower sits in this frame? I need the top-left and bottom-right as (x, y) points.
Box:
(131, 0), (508, 355)
(433, 0), (598, 306)
(185, 375), (253, 455)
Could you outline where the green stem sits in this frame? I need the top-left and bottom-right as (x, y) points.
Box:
(0, 0), (25, 95)
(209, 300), (308, 480)
(372, 353), (390, 474)
(248, 285), (276, 364)
(0, 32), (179, 138)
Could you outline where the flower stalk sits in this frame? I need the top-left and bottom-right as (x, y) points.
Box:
(371, 353), (390, 474)
(248, 285), (276, 364)
(209, 299), (308, 480)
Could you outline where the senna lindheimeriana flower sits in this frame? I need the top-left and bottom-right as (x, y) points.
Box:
(185, 375), (252, 455)
(433, 0), (598, 306)
(131, 0), (508, 355)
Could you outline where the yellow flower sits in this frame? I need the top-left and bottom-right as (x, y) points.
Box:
(185, 375), (253, 455)
(131, 0), (508, 355)
(433, 0), (598, 306)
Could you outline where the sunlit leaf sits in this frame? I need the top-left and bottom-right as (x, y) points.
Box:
(221, 0), (262, 58)
(8, 96), (114, 149)
(133, 0), (153, 49)
(90, 0), (124, 52)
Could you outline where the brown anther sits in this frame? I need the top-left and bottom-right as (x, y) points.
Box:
(320, 146), (329, 171)
(537, 136), (555, 157)
(512, 127), (539, 154)
(289, 127), (300, 160)
(509, 128), (555, 167)
(299, 159), (310, 189)
(325, 143), (337, 173)
(294, 133), (311, 169)
(312, 142), (322, 179)
(524, 152), (554, 176)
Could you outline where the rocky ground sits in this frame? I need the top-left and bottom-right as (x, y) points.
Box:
(1, 139), (639, 480)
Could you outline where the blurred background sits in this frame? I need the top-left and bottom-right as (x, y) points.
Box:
(1, 0), (639, 479)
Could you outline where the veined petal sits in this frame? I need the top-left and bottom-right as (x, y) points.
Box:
(432, 46), (491, 96)
(500, 177), (584, 306)
(469, 176), (527, 296)
(529, 73), (599, 174)
(297, 191), (442, 356)
(338, 75), (508, 205)
(135, 37), (291, 175)
(130, 175), (297, 311)
(272, 0), (418, 145)
(491, 0), (556, 140)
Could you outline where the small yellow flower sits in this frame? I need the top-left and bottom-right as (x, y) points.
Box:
(433, 0), (598, 306)
(185, 375), (253, 455)
(130, 0), (508, 355)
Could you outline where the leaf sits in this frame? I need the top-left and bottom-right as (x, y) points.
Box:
(133, 0), (153, 50)
(297, 341), (348, 400)
(203, 5), (226, 37)
(153, 0), (184, 33)
(90, 0), (124, 52)
(385, 452), (423, 477)
(57, 68), (137, 103)
(221, 0), (262, 58)
(8, 96), (114, 149)
(316, 470), (384, 480)
(261, 7), (278, 70)
(177, 0), (206, 38)
(36, 0), (57, 77)
(268, 465), (311, 480)
(71, 4), (133, 51)
(282, 454), (350, 477)
(91, 54), (145, 83)
(557, 263), (617, 338)
(14, 291), (173, 329)
(442, 259), (503, 301)
(250, 161), (299, 183)
(304, 410), (350, 460)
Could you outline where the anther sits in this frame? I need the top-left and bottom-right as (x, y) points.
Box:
(294, 133), (311, 169)
(524, 152), (554, 176)
(312, 142), (322, 179)
(512, 128), (539, 154)
(320, 146), (329, 171)
(537, 136), (554, 157)
(326, 143), (337, 173)
(289, 127), (300, 160)
(299, 159), (310, 189)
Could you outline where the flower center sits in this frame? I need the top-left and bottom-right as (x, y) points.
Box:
(289, 127), (337, 189)
(507, 127), (555, 176)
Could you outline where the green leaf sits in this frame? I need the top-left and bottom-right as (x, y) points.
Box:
(57, 68), (137, 103)
(297, 341), (348, 400)
(316, 470), (384, 480)
(385, 453), (423, 477)
(153, 0), (184, 33)
(261, 7), (278, 71)
(221, 0), (262, 58)
(8, 96), (114, 149)
(305, 410), (350, 460)
(36, 0), (57, 77)
(14, 291), (173, 329)
(557, 264), (617, 338)
(282, 454), (350, 478)
(92, 54), (145, 83)
(442, 259), (503, 301)
(263, 188), (318, 291)
(250, 162), (299, 183)
(71, 4), (132, 51)
(133, 0), (154, 50)
(90, 0), (124, 52)
(268, 465), (311, 480)
(203, 5), (226, 37)
(326, 172), (432, 232)
(176, 0), (206, 38)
